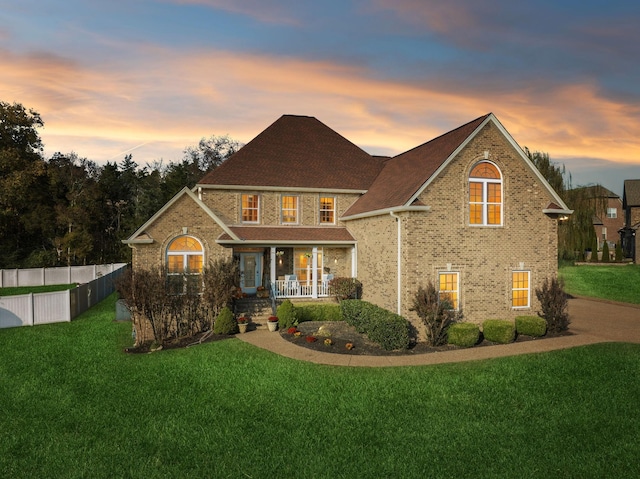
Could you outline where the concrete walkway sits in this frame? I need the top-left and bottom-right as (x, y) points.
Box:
(236, 298), (640, 367)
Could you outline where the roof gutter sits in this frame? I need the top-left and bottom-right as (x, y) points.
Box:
(390, 210), (402, 316)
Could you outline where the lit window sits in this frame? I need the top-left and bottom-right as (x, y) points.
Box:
(512, 271), (530, 308)
(469, 162), (502, 226)
(320, 197), (335, 224)
(281, 196), (298, 224)
(167, 236), (204, 294)
(606, 208), (617, 219)
(439, 272), (459, 310)
(241, 194), (259, 223)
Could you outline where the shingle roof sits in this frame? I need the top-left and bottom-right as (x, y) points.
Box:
(343, 114), (490, 217)
(623, 179), (640, 208)
(198, 115), (384, 191)
(217, 226), (355, 244)
(573, 185), (620, 199)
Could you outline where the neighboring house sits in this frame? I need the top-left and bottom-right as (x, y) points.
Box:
(577, 185), (624, 253)
(124, 113), (571, 326)
(621, 179), (640, 262)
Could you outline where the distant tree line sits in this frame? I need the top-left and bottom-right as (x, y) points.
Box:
(0, 101), (240, 268)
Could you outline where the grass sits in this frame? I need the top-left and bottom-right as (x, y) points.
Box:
(559, 264), (640, 304)
(1, 294), (639, 478)
(0, 284), (77, 296)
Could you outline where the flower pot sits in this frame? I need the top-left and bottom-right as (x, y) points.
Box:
(267, 320), (278, 332)
(238, 323), (248, 334)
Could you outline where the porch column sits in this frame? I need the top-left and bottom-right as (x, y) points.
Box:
(351, 246), (357, 277)
(312, 247), (318, 298)
(270, 246), (276, 292)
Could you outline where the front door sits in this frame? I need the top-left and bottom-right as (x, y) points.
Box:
(240, 253), (262, 294)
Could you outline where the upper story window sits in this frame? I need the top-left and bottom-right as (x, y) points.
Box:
(241, 194), (259, 223)
(319, 197), (335, 224)
(469, 161), (502, 226)
(281, 196), (299, 224)
(606, 207), (617, 219)
(167, 236), (203, 294)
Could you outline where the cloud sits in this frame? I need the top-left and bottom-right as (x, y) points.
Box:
(170, 0), (303, 25)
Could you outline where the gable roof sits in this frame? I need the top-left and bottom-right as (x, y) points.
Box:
(198, 115), (385, 191)
(572, 185), (620, 199)
(123, 187), (239, 244)
(623, 179), (640, 208)
(342, 114), (489, 218)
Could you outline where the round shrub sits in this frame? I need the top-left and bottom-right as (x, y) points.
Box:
(447, 322), (480, 347)
(276, 299), (298, 330)
(213, 307), (237, 335)
(482, 319), (515, 344)
(515, 315), (547, 337)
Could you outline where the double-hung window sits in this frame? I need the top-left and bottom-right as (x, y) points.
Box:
(469, 162), (502, 226)
(606, 208), (617, 219)
(511, 271), (530, 308)
(241, 194), (259, 223)
(319, 197), (335, 224)
(281, 196), (298, 224)
(438, 272), (459, 310)
(167, 236), (204, 294)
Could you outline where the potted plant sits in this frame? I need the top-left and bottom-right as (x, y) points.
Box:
(237, 316), (249, 334)
(256, 285), (269, 298)
(267, 315), (278, 332)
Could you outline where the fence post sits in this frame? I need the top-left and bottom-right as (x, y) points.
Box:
(0, 269), (3, 288)
(68, 266), (72, 284)
(28, 293), (34, 326)
(42, 267), (46, 286)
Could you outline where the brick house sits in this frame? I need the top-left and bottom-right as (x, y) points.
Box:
(124, 113), (571, 325)
(621, 179), (640, 262)
(575, 185), (624, 257)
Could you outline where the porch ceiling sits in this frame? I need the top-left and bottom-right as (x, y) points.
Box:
(216, 226), (355, 245)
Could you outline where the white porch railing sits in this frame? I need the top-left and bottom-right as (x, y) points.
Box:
(272, 279), (331, 298)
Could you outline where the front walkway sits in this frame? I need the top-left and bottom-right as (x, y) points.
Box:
(236, 298), (640, 367)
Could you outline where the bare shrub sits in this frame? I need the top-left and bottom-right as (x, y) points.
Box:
(411, 281), (462, 346)
(535, 277), (569, 333)
(201, 257), (240, 327)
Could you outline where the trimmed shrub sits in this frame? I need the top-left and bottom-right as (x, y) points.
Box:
(329, 277), (362, 301)
(341, 300), (410, 350)
(213, 307), (237, 335)
(447, 323), (480, 348)
(276, 299), (298, 330)
(482, 319), (515, 344)
(535, 277), (570, 333)
(296, 304), (342, 322)
(602, 241), (610, 262)
(615, 241), (623, 261)
(515, 315), (547, 337)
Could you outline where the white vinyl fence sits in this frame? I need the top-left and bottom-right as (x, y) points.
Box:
(0, 264), (127, 329)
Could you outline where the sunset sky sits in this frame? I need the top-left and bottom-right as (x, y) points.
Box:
(1, 0), (638, 195)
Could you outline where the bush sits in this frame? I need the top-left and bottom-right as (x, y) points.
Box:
(296, 303), (342, 322)
(535, 277), (570, 333)
(276, 300), (298, 330)
(482, 319), (515, 344)
(615, 241), (623, 261)
(602, 241), (610, 262)
(341, 300), (410, 350)
(213, 307), (237, 335)
(515, 315), (547, 337)
(447, 323), (480, 347)
(329, 277), (362, 301)
(410, 282), (462, 346)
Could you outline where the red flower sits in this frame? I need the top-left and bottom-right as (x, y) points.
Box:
(287, 327), (298, 334)
(268, 316), (278, 322)
(237, 317), (247, 324)
(305, 336), (317, 343)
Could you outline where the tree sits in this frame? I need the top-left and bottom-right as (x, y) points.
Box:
(183, 134), (240, 173)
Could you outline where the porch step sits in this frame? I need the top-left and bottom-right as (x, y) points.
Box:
(234, 297), (275, 322)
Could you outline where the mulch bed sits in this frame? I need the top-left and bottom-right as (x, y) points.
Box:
(280, 321), (570, 356)
(124, 331), (233, 354)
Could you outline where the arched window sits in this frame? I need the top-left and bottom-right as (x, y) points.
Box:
(469, 161), (502, 226)
(166, 236), (204, 293)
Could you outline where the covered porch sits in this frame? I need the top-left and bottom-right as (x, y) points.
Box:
(217, 226), (357, 299)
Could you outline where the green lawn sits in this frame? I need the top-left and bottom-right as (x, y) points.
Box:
(559, 264), (640, 304)
(0, 283), (77, 296)
(1, 294), (639, 478)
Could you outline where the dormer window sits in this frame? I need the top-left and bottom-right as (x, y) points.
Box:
(241, 194), (259, 223)
(469, 161), (502, 226)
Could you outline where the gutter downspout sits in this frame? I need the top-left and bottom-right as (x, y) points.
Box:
(390, 211), (401, 315)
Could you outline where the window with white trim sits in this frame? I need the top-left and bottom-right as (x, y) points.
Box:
(438, 272), (459, 310)
(319, 197), (335, 224)
(469, 161), (502, 226)
(167, 236), (204, 294)
(511, 271), (530, 308)
(241, 194), (259, 223)
(606, 207), (617, 219)
(281, 195), (298, 224)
